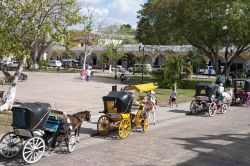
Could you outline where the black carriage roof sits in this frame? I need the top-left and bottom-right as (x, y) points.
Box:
(196, 83), (218, 89)
(19, 102), (51, 116)
(103, 91), (133, 103)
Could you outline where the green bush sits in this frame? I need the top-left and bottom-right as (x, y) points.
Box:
(38, 60), (49, 70)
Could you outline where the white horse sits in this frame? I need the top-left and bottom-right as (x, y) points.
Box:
(222, 88), (234, 110)
(145, 90), (157, 125)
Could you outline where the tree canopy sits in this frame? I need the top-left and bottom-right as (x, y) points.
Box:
(137, 0), (250, 74)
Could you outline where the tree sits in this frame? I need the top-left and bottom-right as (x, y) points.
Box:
(163, 55), (192, 91)
(137, 0), (250, 75)
(100, 25), (127, 77)
(0, 0), (82, 112)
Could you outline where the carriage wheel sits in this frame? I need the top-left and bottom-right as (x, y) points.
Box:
(97, 115), (110, 135)
(22, 136), (45, 164)
(190, 100), (198, 115)
(0, 132), (22, 158)
(118, 119), (131, 139)
(208, 102), (217, 117)
(141, 117), (149, 132)
(221, 104), (228, 114)
(67, 135), (76, 153)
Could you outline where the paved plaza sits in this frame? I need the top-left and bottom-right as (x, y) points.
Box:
(0, 72), (250, 165)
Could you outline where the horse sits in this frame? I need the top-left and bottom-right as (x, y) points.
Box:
(222, 88), (234, 110)
(67, 111), (91, 142)
(144, 90), (157, 125)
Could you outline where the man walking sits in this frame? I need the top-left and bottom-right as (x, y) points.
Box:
(86, 68), (91, 81)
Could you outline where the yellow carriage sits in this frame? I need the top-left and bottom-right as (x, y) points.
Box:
(97, 83), (157, 139)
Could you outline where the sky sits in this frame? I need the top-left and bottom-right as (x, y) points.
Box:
(76, 0), (146, 29)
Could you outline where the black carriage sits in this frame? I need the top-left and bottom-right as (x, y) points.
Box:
(190, 83), (228, 116)
(233, 79), (250, 106)
(0, 102), (76, 164)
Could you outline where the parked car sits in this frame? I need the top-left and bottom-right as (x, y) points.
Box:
(112, 65), (125, 72)
(11, 61), (19, 68)
(152, 65), (162, 71)
(49, 60), (62, 67)
(128, 64), (152, 72)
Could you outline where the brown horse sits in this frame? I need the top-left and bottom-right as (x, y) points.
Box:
(67, 111), (91, 142)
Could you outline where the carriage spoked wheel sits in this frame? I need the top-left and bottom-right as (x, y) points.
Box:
(22, 136), (45, 164)
(67, 135), (76, 153)
(208, 102), (217, 117)
(118, 118), (131, 139)
(97, 115), (110, 135)
(190, 100), (198, 115)
(0, 132), (22, 158)
(141, 117), (149, 132)
(221, 104), (228, 114)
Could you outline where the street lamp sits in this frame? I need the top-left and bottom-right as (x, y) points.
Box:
(222, 25), (229, 85)
(139, 43), (145, 83)
(112, 48), (118, 79)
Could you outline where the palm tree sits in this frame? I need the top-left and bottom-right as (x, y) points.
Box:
(163, 55), (192, 91)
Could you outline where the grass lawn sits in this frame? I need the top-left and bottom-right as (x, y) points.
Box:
(0, 111), (12, 134)
(134, 88), (195, 106)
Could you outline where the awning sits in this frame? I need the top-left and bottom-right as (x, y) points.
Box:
(128, 83), (158, 92)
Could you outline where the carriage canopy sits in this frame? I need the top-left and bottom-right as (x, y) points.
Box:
(244, 79), (250, 91)
(126, 83), (158, 92)
(12, 102), (51, 130)
(195, 83), (218, 98)
(103, 91), (133, 113)
(233, 79), (250, 92)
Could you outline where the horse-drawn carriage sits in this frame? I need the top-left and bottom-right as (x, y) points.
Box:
(190, 83), (229, 116)
(0, 102), (76, 164)
(233, 79), (250, 106)
(97, 83), (157, 139)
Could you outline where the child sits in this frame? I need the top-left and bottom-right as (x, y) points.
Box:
(169, 89), (177, 107)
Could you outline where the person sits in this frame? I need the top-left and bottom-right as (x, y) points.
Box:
(208, 68), (212, 77)
(217, 83), (225, 103)
(80, 69), (86, 82)
(86, 68), (91, 81)
(169, 89), (177, 107)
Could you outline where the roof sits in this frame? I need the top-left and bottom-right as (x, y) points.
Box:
(127, 83), (158, 92)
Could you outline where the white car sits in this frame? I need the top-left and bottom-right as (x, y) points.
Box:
(11, 61), (19, 68)
(49, 60), (62, 67)
(128, 64), (152, 72)
(112, 65), (125, 72)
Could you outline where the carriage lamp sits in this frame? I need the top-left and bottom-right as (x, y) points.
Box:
(139, 44), (145, 83)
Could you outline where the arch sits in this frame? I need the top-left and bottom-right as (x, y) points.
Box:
(86, 53), (98, 65)
(154, 55), (166, 66)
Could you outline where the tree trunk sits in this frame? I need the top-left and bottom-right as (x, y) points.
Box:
(0, 57), (26, 112)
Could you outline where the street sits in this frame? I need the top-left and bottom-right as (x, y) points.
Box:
(1, 105), (249, 166)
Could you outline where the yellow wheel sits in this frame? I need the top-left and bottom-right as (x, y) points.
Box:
(142, 117), (149, 132)
(118, 119), (131, 139)
(97, 115), (110, 135)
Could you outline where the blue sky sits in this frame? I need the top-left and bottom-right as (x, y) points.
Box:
(77, 0), (146, 29)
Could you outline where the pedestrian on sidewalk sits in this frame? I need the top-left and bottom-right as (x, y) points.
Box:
(168, 89), (177, 108)
(86, 68), (91, 81)
(80, 69), (86, 82)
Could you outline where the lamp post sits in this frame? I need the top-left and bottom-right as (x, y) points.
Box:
(139, 44), (145, 83)
(112, 48), (118, 79)
(222, 25), (229, 85)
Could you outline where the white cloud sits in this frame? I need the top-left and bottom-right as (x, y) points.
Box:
(76, 0), (146, 29)
(77, 0), (102, 6)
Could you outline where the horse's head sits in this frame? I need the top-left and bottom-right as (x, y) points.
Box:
(82, 111), (91, 122)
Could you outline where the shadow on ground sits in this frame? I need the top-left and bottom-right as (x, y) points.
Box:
(172, 132), (250, 166)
